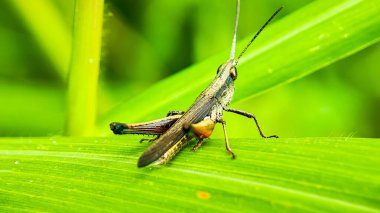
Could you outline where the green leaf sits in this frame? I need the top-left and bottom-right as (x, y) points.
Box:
(97, 0), (380, 135)
(0, 137), (379, 212)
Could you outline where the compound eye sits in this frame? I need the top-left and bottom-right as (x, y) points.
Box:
(216, 64), (223, 74)
(230, 67), (237, 80)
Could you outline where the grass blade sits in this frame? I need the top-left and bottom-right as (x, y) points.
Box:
(0, 137), (378, 212)
(7, 0), (71, 80)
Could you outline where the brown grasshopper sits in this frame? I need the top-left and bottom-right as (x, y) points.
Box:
(110, 0), (282, 167)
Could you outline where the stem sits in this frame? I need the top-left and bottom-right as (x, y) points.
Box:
(66, 0), (104, 136)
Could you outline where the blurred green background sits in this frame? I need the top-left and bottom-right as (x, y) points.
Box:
(0, 0), (379, 138)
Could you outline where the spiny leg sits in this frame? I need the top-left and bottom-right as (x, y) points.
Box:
(192, 139), (204, 152)
(139, 135), (160, 143)
(223, 107), (278, 138)
(217, 119), (236, 159)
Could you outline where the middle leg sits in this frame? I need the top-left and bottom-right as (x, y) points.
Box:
(217, 119), (236, 159)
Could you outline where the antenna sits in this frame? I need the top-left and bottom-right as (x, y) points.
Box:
(229, 0), (240, 60)
(234, 6), (283, 65)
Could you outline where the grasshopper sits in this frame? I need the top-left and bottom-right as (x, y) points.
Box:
(110, 0), (282, 167)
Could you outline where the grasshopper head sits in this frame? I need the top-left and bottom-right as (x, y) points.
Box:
(217, 62), (237, 81)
